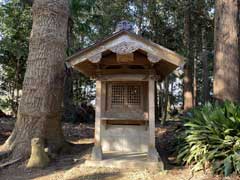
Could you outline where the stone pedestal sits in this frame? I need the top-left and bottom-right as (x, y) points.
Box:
(85, 152), (163, 171)
(91, 145), (103, 161)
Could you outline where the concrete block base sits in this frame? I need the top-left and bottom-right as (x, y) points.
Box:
(85, 152), (164, 171)
(102, 125), (148, 152)
(91, 145), (103, 161)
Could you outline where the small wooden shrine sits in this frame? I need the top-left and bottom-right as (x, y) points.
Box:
(67, 21), (185, 165)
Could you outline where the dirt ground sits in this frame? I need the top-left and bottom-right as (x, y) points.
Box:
(0, 118), (238, 180)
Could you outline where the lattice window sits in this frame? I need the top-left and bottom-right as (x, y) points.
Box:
(111, 84), (125, 105)
(127, 85), (141, 105)
(110, 83), (142, 107)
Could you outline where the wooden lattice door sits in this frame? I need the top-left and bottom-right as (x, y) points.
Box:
(105, 82), (147, 119)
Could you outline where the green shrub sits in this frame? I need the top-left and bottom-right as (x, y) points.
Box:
(177, 101), (240, 176)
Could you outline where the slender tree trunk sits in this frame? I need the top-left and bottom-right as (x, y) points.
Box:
(170, 80), (174, 107)
(201, 29), (210, 103)
(202, 52), (210, 104)
(183, 0), (193, 111)
(155, 82), (158, 121)
(63, 16), (75, 122)
(14, 58), (20, 117)
(63, 66), (76, 122)
(1, 0), (69, 159)
(213, 0), (239, 102)
(162, 78), (169, 125)
(193, 1), (203, 107)
(138, 0), (144, 34)
(10, 84), (15, 117)
(193, 54), (197, 106)
(158, 81), (163, 118)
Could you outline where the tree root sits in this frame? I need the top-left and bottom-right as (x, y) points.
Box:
(0, 145), (24, 168)
(0, 157), (22, 169)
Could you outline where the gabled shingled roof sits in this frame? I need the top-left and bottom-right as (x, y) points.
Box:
(66, 30), (185, 78)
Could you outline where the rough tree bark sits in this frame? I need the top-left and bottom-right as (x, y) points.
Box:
(213, 0), (239, 102)
(0, 0), (69, 159)
(183, 0), (194, 111)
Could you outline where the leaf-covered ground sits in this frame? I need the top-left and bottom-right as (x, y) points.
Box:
(0, 118), (238, 180)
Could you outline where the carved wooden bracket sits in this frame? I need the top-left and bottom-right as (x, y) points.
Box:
(147, 53), (161, 63)
(109, 42), (141, 54)
(88, 53), (102, 63)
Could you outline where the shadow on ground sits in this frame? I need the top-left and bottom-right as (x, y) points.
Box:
(0, 142), (93, 180)
(64, 170), (122, 180)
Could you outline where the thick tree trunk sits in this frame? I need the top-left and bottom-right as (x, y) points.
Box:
(238, 1), (240, 101)
(1, 0), (69, 159)
(183, 0), (193, 111)
(213, 0), (239, 102)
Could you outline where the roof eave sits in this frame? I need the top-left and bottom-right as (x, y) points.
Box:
(66, 30), (185, 68)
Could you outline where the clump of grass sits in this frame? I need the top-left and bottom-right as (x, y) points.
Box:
(177, 101), (240, 176)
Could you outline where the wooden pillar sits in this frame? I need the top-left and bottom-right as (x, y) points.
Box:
(148, 78), (161, 163)
(91, 80), (102, 160)
(95, 80), (101, 145)
(148, 79), (156, 147)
